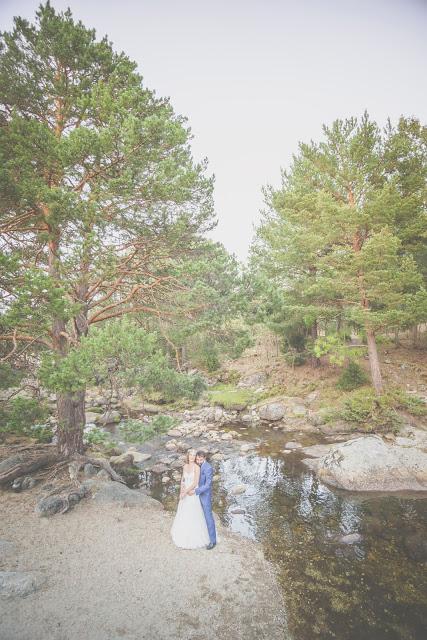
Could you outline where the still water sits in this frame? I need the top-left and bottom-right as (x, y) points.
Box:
(148, 426), (427, 640)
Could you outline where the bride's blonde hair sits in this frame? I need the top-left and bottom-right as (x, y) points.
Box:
(186, 448), (197, 464)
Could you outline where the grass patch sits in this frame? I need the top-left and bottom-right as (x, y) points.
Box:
(206, 383), (256, 409)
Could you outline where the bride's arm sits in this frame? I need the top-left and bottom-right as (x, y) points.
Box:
(179, 466), (187, 498)
(186, 464), (200, 494)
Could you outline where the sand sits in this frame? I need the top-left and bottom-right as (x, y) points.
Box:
(0, 483), (287, 640)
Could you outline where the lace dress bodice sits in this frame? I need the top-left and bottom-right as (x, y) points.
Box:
(183, 469), (196, 488)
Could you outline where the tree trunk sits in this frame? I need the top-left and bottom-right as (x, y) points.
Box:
(310, 320), (320, 367)
(412, 324), (418, 348)
(57, 389), (86, 457)
(351, 221), (384, 396)
(366, 329), (383, 394)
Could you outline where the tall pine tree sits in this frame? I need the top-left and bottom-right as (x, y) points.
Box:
(0, 3), (215, 455)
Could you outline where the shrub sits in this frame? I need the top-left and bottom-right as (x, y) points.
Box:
(337, 361), (369, 391)
(284, 351), (307, 366)
(338, 389), (402, 433)
(0, 397), (50, 436)
(27, 423), (54, 443)
(83, 426), (111, 446)
(119, 414), (178, 443)
(200, 341), (220, 372)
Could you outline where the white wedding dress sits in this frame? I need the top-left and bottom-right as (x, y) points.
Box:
(171, 467), (210, 549)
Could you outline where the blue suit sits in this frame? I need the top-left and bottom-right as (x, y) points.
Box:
(195, 461), (216, 544)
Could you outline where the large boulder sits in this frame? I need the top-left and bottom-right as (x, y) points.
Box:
(85, 411), (101, 425)
(99, 410), (121, 425)
(85, 480), (163, 509)
(258, 402), (286, 422)
(302, 435), (427, 491)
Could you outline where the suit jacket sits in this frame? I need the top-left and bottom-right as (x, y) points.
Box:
(195, 461), (213, 499)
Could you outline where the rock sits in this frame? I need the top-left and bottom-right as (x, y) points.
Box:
(150, 463), (170, 475)
(319, 420), (354, 435)
(230, 507), (246, 514)
(99, 410), (121, 425)
(230, 484), (247, 495)
(109, 453), (134, 468)
(0, 540), (16, 560)
(35, 485), (90, 517)
(238, 372), (267, 388)
(162, 476), (171, 484)
(240, 443), (256, 453)
(258, 402), (286, 422)
(167, 429), (182, 437)
(221, 433), (233, 441)
(12, 476), (36, 491)
(284, 441), (303, 450)
(214, 407), (224, 422)
(0, 571), (46, 599)
(83, 463), (98, 477)
(171, 459), (185, 470)
(165, 442), (177, 451)
(124, 450), (151, 463)
(85, 411), (100, 424)
(339, 533), (362, 545)
(96, 469), (111, 481)
(291, 405), (307, 417)
(301, 444), (335, 458)
(157, 457), (173, 465)
(302, 435), (427, 491)
(228, 402), (249, 411)
(211, 453), (224, 461)
(87, 481), (162, 509)
(241, 414), (253, 423)
(306, 391), (319, 404)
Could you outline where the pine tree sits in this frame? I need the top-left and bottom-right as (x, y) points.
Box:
(251, 113), (426, 393)
(0, 3), (215, 455)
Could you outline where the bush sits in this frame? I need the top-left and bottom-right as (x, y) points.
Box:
(0, 397), (50, 436)
(83, 426), (111, 446)
(200, 341), (220, 372)
(337, 361), (369, 391)
(119, 414), (178, 443)
(338, 389), (404, 434)
(27, 423), (54, 443)
(284, 351), (307, 366)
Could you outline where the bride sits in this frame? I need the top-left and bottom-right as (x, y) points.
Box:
(171, 449), (210, 549)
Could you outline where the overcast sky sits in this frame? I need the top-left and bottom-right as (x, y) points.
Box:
(1, 0), (426, 263)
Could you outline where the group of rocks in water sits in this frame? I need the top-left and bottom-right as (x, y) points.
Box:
(3, 369), (427, 519)
(77, 381), (427, 496)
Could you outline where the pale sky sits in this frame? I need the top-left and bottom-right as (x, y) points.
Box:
(1, 0), (426, 263)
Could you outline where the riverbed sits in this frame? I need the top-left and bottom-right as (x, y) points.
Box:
(147, 424), (427, 640)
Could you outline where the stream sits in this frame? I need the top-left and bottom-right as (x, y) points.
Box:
(146, 424), (427, 640)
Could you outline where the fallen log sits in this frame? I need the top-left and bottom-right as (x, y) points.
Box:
(0, 444), (61, 485)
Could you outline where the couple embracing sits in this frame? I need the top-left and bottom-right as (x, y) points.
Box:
(171, 449), (217, 550)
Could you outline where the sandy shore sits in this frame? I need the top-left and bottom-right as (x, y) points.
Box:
(0, 482), (287, 640)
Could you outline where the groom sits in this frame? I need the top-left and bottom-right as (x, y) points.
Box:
(188, 450), (216, 550)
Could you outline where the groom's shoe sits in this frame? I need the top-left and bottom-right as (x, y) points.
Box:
(206, 542), (216, 550)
